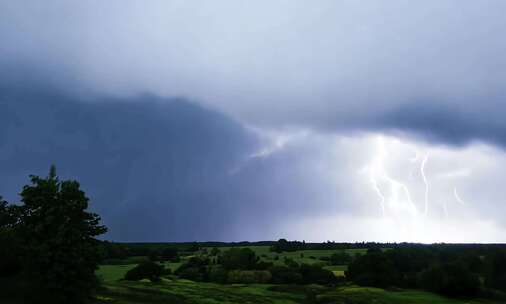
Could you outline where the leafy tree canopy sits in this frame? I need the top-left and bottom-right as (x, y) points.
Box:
(16, 165), (107, 303)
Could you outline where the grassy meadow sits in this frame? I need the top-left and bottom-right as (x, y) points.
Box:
(95, 245), (501, 304)
(96, 275), (498, 304)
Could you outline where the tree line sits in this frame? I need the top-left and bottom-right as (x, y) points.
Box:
(346, 247), (506, 299)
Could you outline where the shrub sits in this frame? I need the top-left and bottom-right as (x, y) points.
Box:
(284, 257), (299, 268)
(227, 270), (272, 284)
(254, 261), (274, 270)
(161, 267), (172, 276)
(124, 261), (164, 282)
(161, 247), (179, 262)
(178, 267), (205, 281)
(175, 256), (209, 282)
(148, 250), (160, 262)
(299, 264), (336, 285)
(208, 266), (228, 283)
(269, 266), (303, 284)
(221, 248), (257, 270)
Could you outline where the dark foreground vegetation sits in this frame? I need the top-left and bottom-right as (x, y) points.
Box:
(2, 168), (506, 303)
(0, 166), (107, 303)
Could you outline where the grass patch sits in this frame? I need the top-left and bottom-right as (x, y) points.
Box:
(97, 262), (182, 283)
(316, 286), (499, 304)
(96, 279), (502, 304)
(98, 280), (304, 304)
(97, 264), (137, 283)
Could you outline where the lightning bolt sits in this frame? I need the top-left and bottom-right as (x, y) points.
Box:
(371, 179), (386, 216)
(454, 187), (466, 205)
(363, 134), (472, 241)
(443, 201), (449, 219)
(383, 174), (418, 215)
(367, 136), (387, 216)
(368, 136), (418, 217)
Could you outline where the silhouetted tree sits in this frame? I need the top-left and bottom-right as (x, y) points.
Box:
(17, 166), (107, 303)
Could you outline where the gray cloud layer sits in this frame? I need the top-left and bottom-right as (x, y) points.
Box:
(2, 1), (506, 148)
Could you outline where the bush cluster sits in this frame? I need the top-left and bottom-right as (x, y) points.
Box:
(172, 248), (336, 285)
(125, 261), (165, 282)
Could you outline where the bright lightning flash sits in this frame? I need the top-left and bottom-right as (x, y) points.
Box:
(365, 135), (469, 223)
(367, 136), (418, 217)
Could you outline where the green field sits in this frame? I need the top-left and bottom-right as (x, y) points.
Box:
(323, 265), (347, 277)
(96, 246), (500, 304)
(96, 244), (354, 284)
(96, 277), (498, 304)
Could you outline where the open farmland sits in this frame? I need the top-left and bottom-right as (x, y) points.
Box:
(95, 244), (503, 304)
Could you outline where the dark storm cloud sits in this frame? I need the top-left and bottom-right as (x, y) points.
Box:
(374, 100), (506, 148)
(2, 1), (506, 149)
(0, 81), (355, 241)
(306, 98), (506, 148)
(0, 84), (255, 241)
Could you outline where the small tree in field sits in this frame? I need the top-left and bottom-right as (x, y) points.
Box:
(18, 166), (107, 303)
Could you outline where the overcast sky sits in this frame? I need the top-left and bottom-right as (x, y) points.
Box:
(1, 1), (506, 242)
